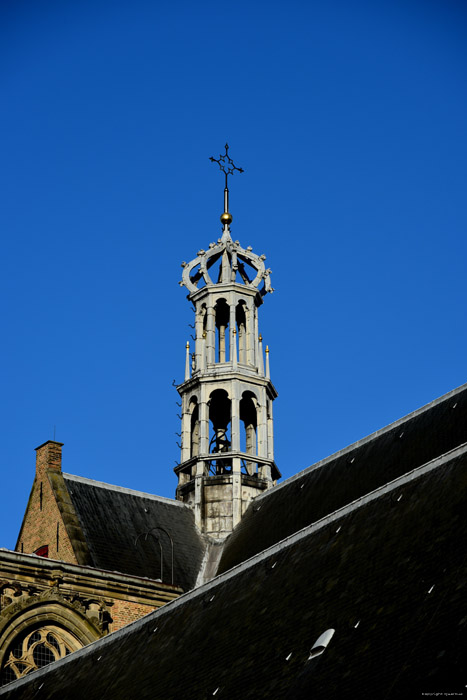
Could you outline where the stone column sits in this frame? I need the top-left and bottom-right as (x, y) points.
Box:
(206, 304), (215, 365)
(201, 332), (206, 371)
(267, 398), (274, 460)
(231, 384), (240, 452)
(254, 309), (259, 369)
(195, 306), (204, 372)
(184, 342), (190, 381)
(194, 475), (203, 531)
(257, 388), (268, 458)
(199, 384), (209, 457)
(257, 335), (264, 377)
(232, 459), (242, 529)
(247, 301), (255, 366)
(229, 301), (236, 365)
(232, 329), (238, 370)
(181, 394), (191, 463)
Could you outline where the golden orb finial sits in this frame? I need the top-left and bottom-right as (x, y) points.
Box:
(220, 212), (233, 226)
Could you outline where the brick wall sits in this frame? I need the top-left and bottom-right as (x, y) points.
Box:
(111, 599), (159, 632)
(16, 441), (78, 564)
(12, 442), (182, 639)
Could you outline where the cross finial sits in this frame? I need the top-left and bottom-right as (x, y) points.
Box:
(210, 144), (244, 230)
(210, 143), (244, 189)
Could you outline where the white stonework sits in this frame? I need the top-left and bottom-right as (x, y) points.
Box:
(175, 224), (280, 537)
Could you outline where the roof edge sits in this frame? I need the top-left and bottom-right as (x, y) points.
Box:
(62, 473), (187, 507)
(5, 439), (465, 695)
(258, 380), (467, 500)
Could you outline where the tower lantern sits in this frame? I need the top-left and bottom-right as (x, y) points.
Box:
(175, 146), (280, 538)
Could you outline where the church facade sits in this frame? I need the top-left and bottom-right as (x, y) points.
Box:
(0, 150), (466, 697)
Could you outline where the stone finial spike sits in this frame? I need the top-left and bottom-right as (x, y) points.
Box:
(185, 341), (190, 381)
(258, 335), (264, 376)
(265, 345), (270, 379)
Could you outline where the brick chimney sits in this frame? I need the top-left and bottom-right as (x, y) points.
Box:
(35, 440), (64, 476)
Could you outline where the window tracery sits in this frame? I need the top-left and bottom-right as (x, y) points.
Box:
(0, 625), (82, 685)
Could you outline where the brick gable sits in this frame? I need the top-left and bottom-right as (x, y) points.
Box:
(15, 442), (80, 564)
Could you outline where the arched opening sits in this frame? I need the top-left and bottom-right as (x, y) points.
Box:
(208, 389), (231, 474)
(189, 398), (200, 459)
(215, 299), (229, 363)
(240, 391), (258, 475)
(189, 262), (206, 289)
(236, 301), (247, 364)
(236, 253), (259, 285)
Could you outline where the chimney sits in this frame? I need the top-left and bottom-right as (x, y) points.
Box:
(35, 440), (64, 475)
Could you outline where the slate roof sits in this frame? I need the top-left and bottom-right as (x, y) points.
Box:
(2, 441), (466, 699)
(61, 475), (206, 592)
(218, 381), (467, 574)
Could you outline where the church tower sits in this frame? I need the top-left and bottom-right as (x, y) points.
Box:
(175, 145), (281, 538)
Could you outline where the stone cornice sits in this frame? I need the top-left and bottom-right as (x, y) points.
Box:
(0, 550), (182, 605)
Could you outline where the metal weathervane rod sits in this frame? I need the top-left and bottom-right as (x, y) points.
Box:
(210, 143), (244, 227)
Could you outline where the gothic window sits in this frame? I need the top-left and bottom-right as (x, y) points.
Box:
(236, 301), (247, 364)
(189, 398), (200, 458)
(240, 392), (258, 476)
(215, 299), (229, 363)
(33, 545), (49, 558)
(0, 625), (82, 686)
(208, 390), (231, 473)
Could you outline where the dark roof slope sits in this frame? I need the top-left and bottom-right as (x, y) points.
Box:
(218, 381), (467, 574)
(2, 444), (466, 699)
(61, 475), (206, 591)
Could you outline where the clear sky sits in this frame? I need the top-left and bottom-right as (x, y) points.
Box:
(1, 0), (466, 550)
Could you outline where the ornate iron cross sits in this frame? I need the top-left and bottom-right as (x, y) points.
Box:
(210, 143), (244, 189)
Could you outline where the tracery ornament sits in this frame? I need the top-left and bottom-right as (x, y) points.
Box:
(0, 625), (82, 685)
(0, 590), (106, 686)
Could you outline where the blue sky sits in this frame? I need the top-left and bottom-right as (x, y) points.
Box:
(1, 0), (466, 549)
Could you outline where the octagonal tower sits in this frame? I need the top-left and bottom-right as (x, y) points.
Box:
(175, 146), (280, 538)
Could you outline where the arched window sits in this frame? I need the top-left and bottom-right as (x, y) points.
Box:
(208, 390), (231, 473)
(189, 398), (200, 459)
(240, 392), (258, 475)
(33, 545), (49, 558)
(236, 301), (247, 364)
(0, 625), (82, 685)
(215, 299), (229, 363)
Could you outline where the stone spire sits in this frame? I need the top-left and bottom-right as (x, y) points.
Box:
(175, 147), (280, 538)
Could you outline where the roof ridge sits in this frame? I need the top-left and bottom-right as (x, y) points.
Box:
(255, 380), (467, 501)
(62, 473), (186, 507)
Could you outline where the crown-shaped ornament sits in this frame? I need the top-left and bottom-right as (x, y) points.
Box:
(179, 144), (273, 296)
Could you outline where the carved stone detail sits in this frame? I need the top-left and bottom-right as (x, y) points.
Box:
(1, 625), (82, 683)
